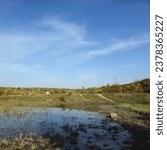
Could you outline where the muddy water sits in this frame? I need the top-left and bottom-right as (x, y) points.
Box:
(0, 107), (132, 150)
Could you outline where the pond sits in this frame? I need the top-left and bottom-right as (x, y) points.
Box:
(0, 107), (132, 150)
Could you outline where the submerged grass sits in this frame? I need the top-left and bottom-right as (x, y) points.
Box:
(0, 132), (53, 150)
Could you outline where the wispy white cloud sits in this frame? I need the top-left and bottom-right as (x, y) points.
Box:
(39, 16), (87, 41)
(0, 16), (93, 64)
(0, 16), (149, 66)
(59, 34), (149, 66)
(81, 34), (149, 58)
(0, 16), (149, 87)
(0, 16), (97, 87)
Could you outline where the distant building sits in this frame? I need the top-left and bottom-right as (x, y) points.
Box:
(45, 91), (51, 95)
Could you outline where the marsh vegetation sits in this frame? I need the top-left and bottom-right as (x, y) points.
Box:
(0, 79), (150, 150)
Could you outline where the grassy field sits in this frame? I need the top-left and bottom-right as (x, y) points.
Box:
(0, 92), (150, 111)
(0, 92), (150, 127)
(0, 79), (150, 127)
(0, 80), (150, 149)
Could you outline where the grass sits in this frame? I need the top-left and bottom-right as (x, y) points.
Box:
(0, 132), (53, 150)
(0, 91), (150, 149)
(0, 89), (150, 129)
(117, 103), (150, 112)
(0, 92), (150, 114)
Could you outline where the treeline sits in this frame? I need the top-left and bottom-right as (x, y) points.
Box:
(82, 78), (150, 94)
(0, 87), (68, 96)
(0, 78), (150, 96)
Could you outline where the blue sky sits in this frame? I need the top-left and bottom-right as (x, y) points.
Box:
(0, 0), (150, 88)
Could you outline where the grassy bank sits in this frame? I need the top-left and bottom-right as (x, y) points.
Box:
(0, 79), (150, 127)
(0, 80), (150, 150)
(0, 92), (149, 127)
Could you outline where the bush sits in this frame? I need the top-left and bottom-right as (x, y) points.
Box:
(68, 91), (72, 96)
(59, 96), (66, 102)
(94, 88), (103, 94)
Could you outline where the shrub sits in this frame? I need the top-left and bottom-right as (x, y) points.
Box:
(59, 96), (66, 102)
(68, 91), (72, 96)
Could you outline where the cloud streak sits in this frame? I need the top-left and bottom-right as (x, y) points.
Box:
(62, 34), (149, 66)
(0, 16), (93, 64)
(82, 34), (149, 57)
(0, 16), (149, 87)
(0, 17), (149, 66)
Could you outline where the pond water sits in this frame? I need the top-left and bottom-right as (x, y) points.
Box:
(0, 107), (132, 150)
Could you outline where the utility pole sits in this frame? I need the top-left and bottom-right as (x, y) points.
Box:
(133, 77), (136, 82)
(114, 77), (117, 85)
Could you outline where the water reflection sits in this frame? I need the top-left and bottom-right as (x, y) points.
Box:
(0, 107), (132, 150)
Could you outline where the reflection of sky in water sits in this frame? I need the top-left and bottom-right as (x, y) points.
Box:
(0, 107), (132, 150)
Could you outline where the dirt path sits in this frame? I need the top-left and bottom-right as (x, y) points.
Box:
(79, 94), (92, 102)
(96, 94), (114, 103)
